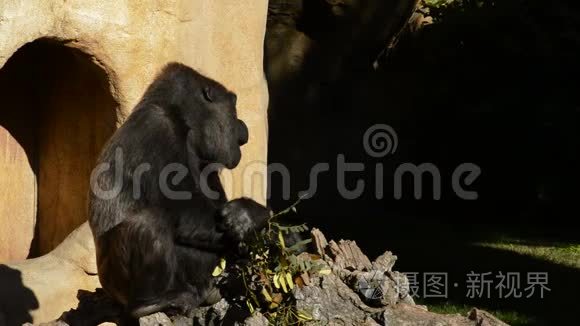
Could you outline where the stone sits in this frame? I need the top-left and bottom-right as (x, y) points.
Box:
(0, 0), (269, 323)
(313, 231), (413, 309)
(382, 303), (473, 326)
(242, 313), (269, 326)
(294, 270), (385, 325)
(0, 224), (100, 324)
(467, 308), (510, 326)
(349, 270), (400, 307)
(139, 312), (173, 326)
(373, 251), (398, 272)
(292, 230), (507, 326)
(327, 239), (373, 271)
(361, 316), (382, 326)
(169, 315), (192, 326)
(190, 299), (232, 325)
(311, 228), (329, 257)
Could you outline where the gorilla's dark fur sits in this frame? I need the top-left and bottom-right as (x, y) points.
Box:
(88, 63), (269, 318)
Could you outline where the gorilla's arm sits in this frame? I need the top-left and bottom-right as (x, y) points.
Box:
(175, 225), (227, 252)
(174, 198), (270, 252)
(218, 198), (270, 242)
(173, 200), (229, 252)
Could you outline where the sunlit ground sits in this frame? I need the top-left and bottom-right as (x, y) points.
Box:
(408, 230), (580, 325)
(477, 238), (580, 270)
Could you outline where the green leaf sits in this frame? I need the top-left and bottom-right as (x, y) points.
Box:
(296, 310), (313, 321)
(211, 257), (226, 276)
(288, 239), (312, 252)
(279, 272), (288, 293)
(261, 288), (273, 302)
(246, 300), (255, 314)
(278, 231), (286, 249)
(318, 268), (332, 275)
(285, 272), (294, 290)
(273, 273), (280, 289)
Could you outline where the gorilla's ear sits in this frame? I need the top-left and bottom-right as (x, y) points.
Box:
(186, 130), (201, 186)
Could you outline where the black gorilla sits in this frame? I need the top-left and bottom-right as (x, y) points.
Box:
(88, 63), (269, 318)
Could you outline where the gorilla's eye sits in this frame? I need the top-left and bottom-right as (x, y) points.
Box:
(202, 86), (214, 102)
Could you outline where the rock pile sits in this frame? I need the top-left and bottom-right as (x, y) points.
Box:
(40, 229), (509, 326)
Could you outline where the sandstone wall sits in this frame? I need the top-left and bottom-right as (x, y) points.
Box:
(0, 0), (268, 323)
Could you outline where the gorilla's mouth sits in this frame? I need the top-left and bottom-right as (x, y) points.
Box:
(237, 119), (249, 146)
(225, 147), (242, 169)
(224, 119), (247, 169)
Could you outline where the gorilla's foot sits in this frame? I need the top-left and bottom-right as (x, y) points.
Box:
(130, 291), (197, 318)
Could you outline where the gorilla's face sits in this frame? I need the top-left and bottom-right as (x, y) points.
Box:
(193, 82), (248, 169)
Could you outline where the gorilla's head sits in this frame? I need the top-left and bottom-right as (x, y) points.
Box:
(148, 63), (249, 169)
(195, 83), (248, 169)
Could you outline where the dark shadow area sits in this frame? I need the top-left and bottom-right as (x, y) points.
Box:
(267, 0), (580, 227)
(0, 39), (118, 260)
(266, 0), (580, 324)
(57, 289), (122, 325)
(0, 265), (39, 325)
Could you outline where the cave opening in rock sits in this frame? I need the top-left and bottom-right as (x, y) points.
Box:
(0, 39), (118, 261)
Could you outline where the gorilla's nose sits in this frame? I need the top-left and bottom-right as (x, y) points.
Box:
(237, 119), (249, 145)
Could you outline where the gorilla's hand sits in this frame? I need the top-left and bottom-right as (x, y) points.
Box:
(218, 198), (270, 242)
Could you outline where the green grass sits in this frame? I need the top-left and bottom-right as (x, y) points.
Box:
(476, 239), (580, 269)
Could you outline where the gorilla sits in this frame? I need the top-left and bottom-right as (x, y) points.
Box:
(88, 63), (269, 318)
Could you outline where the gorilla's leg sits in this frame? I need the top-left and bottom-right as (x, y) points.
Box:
(97, 210), (195, 318)
(174, 244), (221, 307)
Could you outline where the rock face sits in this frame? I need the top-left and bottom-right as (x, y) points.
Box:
(291, 229), (509, 326)
(0, 0), (269, 323)
(1, 224), (100, 325)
